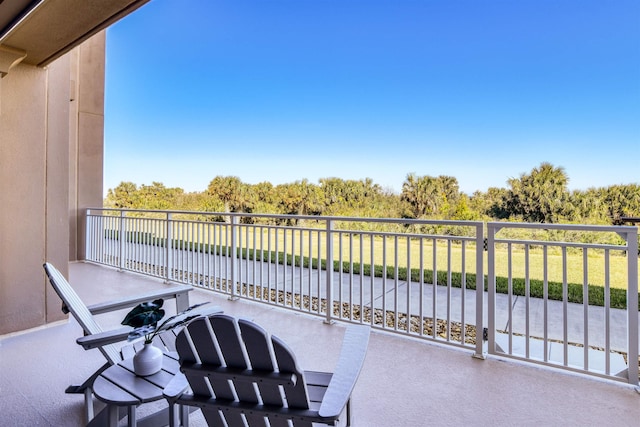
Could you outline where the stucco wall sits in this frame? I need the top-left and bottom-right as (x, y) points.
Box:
(71, 34), (105, 262)
(0, 32), (105, 334)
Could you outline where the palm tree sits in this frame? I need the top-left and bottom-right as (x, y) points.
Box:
(206, 176), (246, 214)
(507, 162), (570, 223)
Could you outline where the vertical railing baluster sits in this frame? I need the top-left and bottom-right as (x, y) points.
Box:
(583, 247), (589, 371)
(267, 226), (272, 301)
(604, 249), (611, 374)
(625, 231), (639, 385)
(446, 239), (452, 341)
(317, 229), (322, 315)
(431, 238), (437, 340)
(370, 234), (375, 327)
(229, 215), (238, 300)
(525, 244), (530, 359)
(507, 242), (513, 354)
(419, 237), (425, 337)
(406, 235), (411, 334)
(284, 228), (289, 306)
(461, 240), (466, 346)
(349, 233), (354, 320)
(360, 233), (364, 325)
(338, 231), (343, 319)
(487, 223), (497, 355)
(308, 230), (313, 311)
(562, 246), (568, 366)
(253, 225), (257, 299)
(393, 235), (399, 331)
(166, 213), (173, 283)
(543, 245), (549, 363)
(118, 210), (125, 271)
(325, 219), (334, 324)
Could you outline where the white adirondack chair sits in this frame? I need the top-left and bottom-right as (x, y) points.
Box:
(164, 314), (370, 427)
(43, 262), (210, 424)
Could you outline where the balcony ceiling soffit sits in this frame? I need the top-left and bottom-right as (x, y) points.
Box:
(0, 45), (27, 77)
(0, 0), (150, 67)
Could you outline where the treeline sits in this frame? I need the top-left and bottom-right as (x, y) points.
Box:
(105, 162), (640, 225)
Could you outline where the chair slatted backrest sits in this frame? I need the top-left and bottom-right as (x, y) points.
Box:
(175, 314), (312, 427)
(43, 262), (121, 364)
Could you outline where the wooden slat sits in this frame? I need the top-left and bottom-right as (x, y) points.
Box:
(44, 263), (121, 364)
(238, 319), (289, 427)
(176, 317), (227, 427)
(303, 371), (332, 403)
(210, 315), (265, 427)
(119, 355), (176, 388)
(271, 335), (310, 410)
(121, 347), (180, 375)
(158, 329), (178, 352)
(180, 364), (295, 386)
(100, 365), (163, 403)
(93, 376), (139, 405)
(175, 319), (213, 397)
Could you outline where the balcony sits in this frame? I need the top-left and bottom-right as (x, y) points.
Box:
(2, 261), (640, 426)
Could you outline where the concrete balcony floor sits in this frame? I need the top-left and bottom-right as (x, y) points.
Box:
(1, 262), (640, 426)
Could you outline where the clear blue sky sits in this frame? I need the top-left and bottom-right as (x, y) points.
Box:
(104, 0), (640, 196)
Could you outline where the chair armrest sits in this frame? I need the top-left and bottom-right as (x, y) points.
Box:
(86, 285), (192, 314)
(77, 305), (223, 351)
(318, 325), (370, 419)
(163, 372), (190, 402)
(76, 327), (133, 349)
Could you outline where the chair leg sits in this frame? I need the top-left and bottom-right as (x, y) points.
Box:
(84, 387), (94, 422)
(168, 403), (191, 427)
(181, 404), (190, 427)
(107, 405), (119, 427)
(346, 398), (352, 427)
(66, 361), (111, 424)
(128, 405), (137, 427)
(168, 403), (179, 427)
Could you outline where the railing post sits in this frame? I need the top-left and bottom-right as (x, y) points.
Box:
(118, 210), (125, 271)
(473, 222), (486, 359)
(486, 223), (498, 356)
(166, 213), (173, 283)
(324, 219), (335, 324)
(229, 215), (239, 300)
(626, 230), (639, 386)
(85, 209), (92, 262)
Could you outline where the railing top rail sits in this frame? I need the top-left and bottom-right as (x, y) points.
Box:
(493, 238), (630, 251)
(86, 208), (484, 228)
(488, 221), (637, 234)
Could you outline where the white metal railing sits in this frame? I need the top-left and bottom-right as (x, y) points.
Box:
(85, 208), (640, 385)
(86, 209), (485, 357)
(487, 222), (639, 384)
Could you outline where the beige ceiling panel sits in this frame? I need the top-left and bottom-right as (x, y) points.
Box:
(0, 0), (150, 67)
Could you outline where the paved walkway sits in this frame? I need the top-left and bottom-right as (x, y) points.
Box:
(233, 254), (635, 351)
(122, 245), (638, 377)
